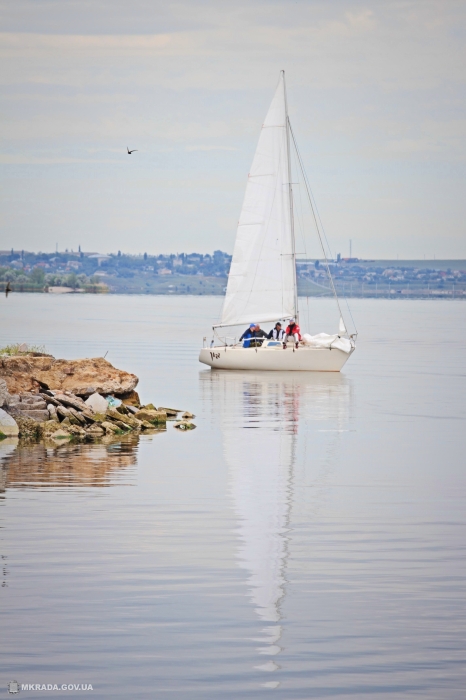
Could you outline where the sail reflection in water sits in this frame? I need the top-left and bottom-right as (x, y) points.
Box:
(201, 369), (351, 682)
(0, 434), (144, 491)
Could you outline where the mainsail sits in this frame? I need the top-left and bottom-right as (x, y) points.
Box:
(218, 72), (297, 328)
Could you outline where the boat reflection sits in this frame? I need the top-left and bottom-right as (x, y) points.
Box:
(0, 433), (152, 491)
(200, 369), (351, 684)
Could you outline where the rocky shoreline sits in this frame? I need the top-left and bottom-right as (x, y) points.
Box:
(0, 352), (195, 443)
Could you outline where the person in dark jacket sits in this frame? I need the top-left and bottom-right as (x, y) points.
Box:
(239, 323), (257, 342)
(267, 322), (284, 341)
(240, 323), (268, 344)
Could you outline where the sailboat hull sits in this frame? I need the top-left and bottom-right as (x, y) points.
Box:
(199, 345), (352, 372)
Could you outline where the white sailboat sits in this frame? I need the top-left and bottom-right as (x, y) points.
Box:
(199, 71), (356, 372)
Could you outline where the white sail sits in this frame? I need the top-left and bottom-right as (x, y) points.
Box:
(218, 72), (296, 328)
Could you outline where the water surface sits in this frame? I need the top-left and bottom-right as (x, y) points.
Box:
(1, 295), (465, 698)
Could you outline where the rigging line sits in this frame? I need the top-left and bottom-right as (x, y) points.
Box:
(288, 121), (346, 326)
(290, 132), (308, 324)
(307, 182), (334, 261)
(289, 123), (334, 262)
(288, 125), (335, 263)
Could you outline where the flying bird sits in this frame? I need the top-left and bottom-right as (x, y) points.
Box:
(127, 147), (138, 154)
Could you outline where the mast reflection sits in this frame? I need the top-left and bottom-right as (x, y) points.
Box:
(201, 369), (351, 685)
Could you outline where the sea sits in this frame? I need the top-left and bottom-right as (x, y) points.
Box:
(1, 293), (465, 699)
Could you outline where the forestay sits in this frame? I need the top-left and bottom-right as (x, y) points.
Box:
(217, 73), (296, 328)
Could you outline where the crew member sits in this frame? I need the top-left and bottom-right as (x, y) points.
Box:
(239, 323), (268, 345)
(283, 318), (301, 349)
(239, 323), (257, 342)
(268, 322), (284, 341)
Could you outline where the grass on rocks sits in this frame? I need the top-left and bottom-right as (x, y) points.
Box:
(0, 343), (47, 355)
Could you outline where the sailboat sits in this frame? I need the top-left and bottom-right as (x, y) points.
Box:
(199, 71), (356, 372)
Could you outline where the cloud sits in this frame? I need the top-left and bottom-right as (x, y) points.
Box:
(0, 0), (465, 256)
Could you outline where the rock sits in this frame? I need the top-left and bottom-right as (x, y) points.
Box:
(101, 421), (119, 434)
(173, 421), (196, 431)
(56, 405), (71, 420)
(111, 419), (131, 431)
(9, 407), (50, 422)
(61, 417), (71, 426)
(41, 420), (62, 436)
(53, 393), (88, 411)
(106, 407), (141, 429)
(182, 411), (195, 419)
(0, 407), (19, 437)
(134, 409), (167, 424)
(86, 424), (104, 438)
(125, 405), (139, 415)
(121, 390), (140, 406)
(18, 343), (28, 352)
(139, 420), (157, 430)
(158, 406), (181, 415)
(116, 404), (129, 415)
(0, 379), (9, 407)
(49, 428), (72, 442)
(143, 403), (157, 411)
(47, 404), (59, 421)
(6, 394), (20, 408)
(20, 396), (47, 408)
(68, 407), (86, 425)
(85, 392), (108, 413)
(67, 424), (87, 438)
(80, 409), (98, 424)
(0, 355), (138, 397)
(15, 415), (43, 439)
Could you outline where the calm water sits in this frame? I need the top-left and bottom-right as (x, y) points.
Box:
(1, 294), (465, 698)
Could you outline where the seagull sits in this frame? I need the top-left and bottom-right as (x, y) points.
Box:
(127, 147), (138, 154)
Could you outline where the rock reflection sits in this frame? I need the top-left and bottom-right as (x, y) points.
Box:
(0, 434), (147, 490)
(201, 369), (351, 684)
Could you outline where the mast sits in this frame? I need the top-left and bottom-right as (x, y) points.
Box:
(282, 70), (299, 322)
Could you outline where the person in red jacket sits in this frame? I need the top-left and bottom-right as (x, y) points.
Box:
(283, 318), (301, 349)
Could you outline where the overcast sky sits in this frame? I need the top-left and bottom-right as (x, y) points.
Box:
(0, 0), (465, 258)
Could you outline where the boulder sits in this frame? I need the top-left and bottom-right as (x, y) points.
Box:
(106, 407), (141, 429)
(85, 392), (108, 414)
(134, 409), (167, 424)
(101, 421), (119, 434)
(47, 404), (59, 421)
(56, 405), (71, 420)
(86, 424), (104, 438)
(15, 415), (43, 439)
(20, 396), (47, 408)
(67, 424), (87, 438)
(121, 390), (140, 406)
(173, 421), (196, 431)
(0, 355), (138, 397)
(182, 411), (195, 419)
(0, 379), (9, 407)
(42, 420), (63, 436)
(158, 406), (181, 415)
(0, 408), (19, 437)
(139, 420), (158, 430)
(8, 407), (50, 422)
(68, 407), (86, 425)
(53, 393), (88, 411)
(110, 419), (131, 431)
(49, 428), (72, 442)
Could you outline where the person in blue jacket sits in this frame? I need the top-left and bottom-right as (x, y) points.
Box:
(240, 323), (268, 342)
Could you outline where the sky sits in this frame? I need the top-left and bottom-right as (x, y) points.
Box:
(0, 0), (465, 259)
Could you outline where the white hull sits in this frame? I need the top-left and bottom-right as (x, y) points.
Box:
(199, 344), (352, 372)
